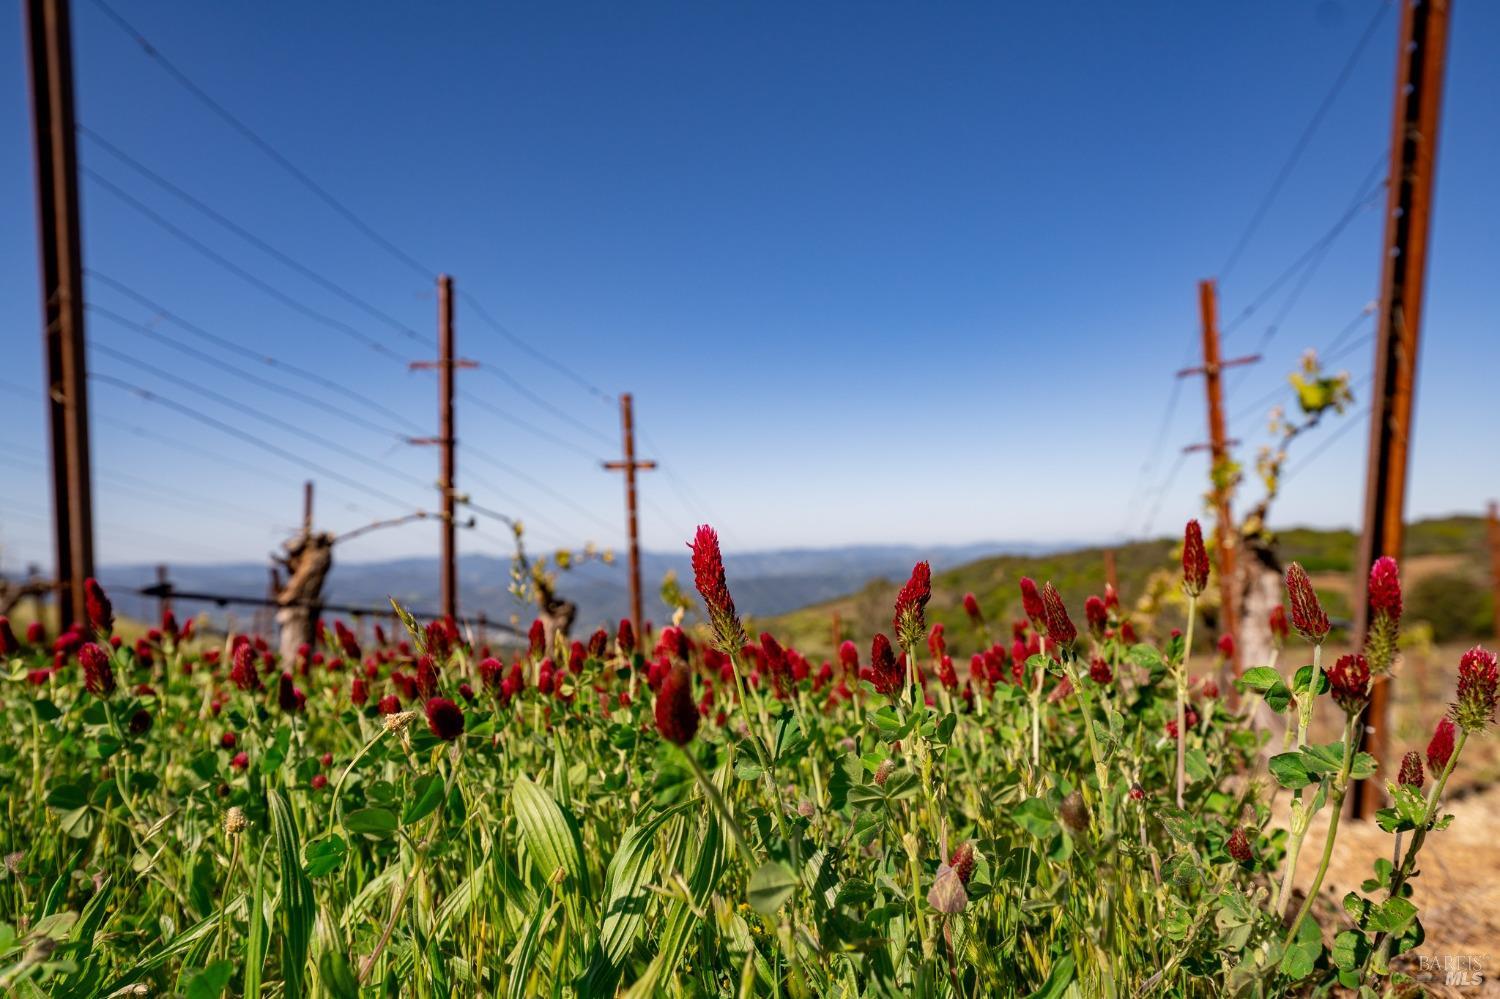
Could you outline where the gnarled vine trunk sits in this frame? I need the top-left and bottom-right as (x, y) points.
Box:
(274, 528), (334, 665)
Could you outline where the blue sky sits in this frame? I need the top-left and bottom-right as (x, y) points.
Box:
(2, 1), (1496, 571)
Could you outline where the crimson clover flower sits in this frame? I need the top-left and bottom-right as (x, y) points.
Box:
(654, 663), (699, 746)
(1327, 653), (1371, 713)
(1181, 521), (1209, 598)
(690, 526), (744, 653)
(1041, 583), (1076, 648)
(1226, 827), (1252, 863)
(616, 618), (636, 657)
(1284, 563), (1330, 644)
(1452, 645), (1498, 734)
(1084, 596), (1107, 641)
(1368, 555), (1403, 619)
(963, 592), (983, 625)
(425, 696), (465, 741)
(1269, 605), (1289, 646)
(84, 577), (114, 637)
(868, 633), (904, 698)
(1366, 556), (1403, 673)
(949, 842), (976, 886)
(927, 623), (946, 661)
(1019, 578), (1047, 637)
(1397, 750), (1424, 789)
(277, 672), (302, 713)
(893, 562), (931, 651)
(79, 642), (116, 697)
(1427, 716), (1456, 773)
(837, 640), (859, 677)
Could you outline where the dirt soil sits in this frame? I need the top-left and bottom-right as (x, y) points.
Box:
(1263, 642), (1500, 996)
(1291, 781), (1500, 996)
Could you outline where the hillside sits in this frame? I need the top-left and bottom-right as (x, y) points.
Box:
(763, 514), (1493, 658)
(92, 539), (1055, 637)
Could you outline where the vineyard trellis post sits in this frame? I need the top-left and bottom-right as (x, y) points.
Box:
(25, 0), (95, 628)
(410, 275), (475, 622)
(604, 393), (655, 644)
(1178, 278), (1258, 696)
(1351, 0), (1451, 819)
(155, 564), (171, 623)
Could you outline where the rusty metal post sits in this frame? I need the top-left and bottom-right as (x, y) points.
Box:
(438, 276), (456, 621)
(1351, 0), (1451, 820)
(1197, 280), (1241, 681)
(1177, 281), (1257, 685)
(409, 279), (474, 622)
(25, 0), (94, 627)
(303, 479), (314, 534)
(155, 564), (171, 622)
(603, 393), (655, 642)
(1489, 502), (1500, 643)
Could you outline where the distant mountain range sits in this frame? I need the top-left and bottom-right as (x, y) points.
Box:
(96, 539), (1074, 636)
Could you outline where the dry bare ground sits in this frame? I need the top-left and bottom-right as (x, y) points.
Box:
(1271, 642), (1500, 996)
(1291, 781), (1500, 996)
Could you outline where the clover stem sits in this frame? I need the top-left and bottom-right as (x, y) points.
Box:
(1283, 712), (1358, 945)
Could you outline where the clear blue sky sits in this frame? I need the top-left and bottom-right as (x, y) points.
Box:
(2, 1), (1496, 571)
